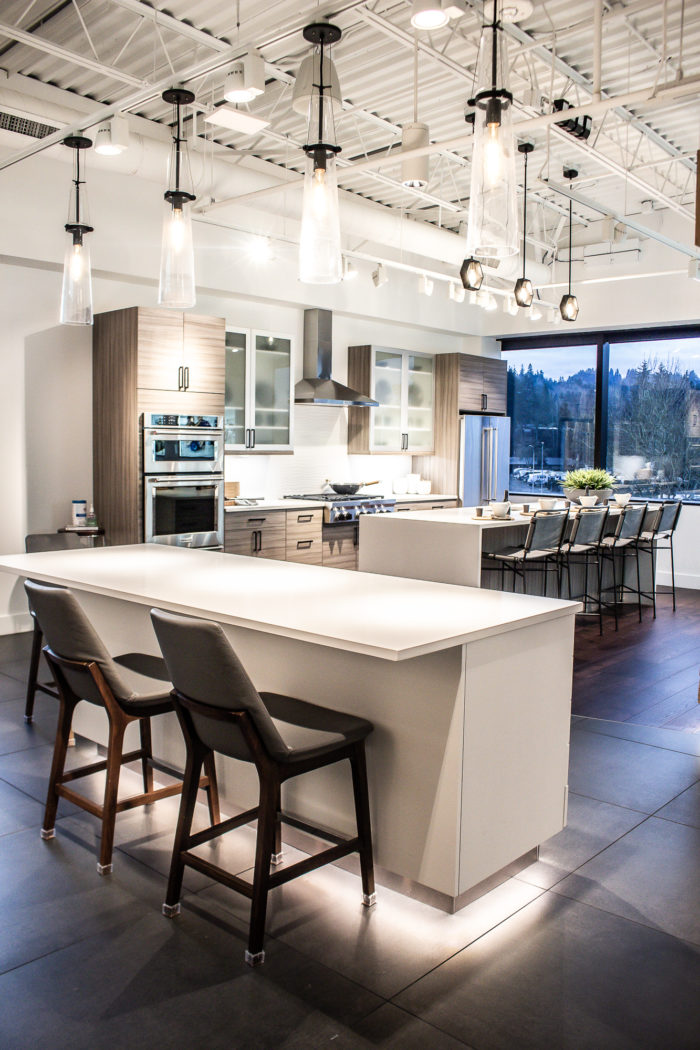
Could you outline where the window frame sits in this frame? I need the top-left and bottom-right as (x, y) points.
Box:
(500, 324), (700, 504)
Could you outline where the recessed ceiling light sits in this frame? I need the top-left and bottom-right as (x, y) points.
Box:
(204, 107), (270, 135)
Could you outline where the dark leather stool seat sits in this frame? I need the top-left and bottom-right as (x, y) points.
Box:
(25, 581), (219, 874)
(151, 608), (376, 967)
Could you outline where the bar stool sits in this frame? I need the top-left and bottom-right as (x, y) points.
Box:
(24, 532), (83, 724)
(559, 506), (609, 634)
(482, 509), (569, 596)
(599, 503), (648, 629)
(151, 608), (376, 967)
(25, 581), (219, 874)
(637, 500), (682, 614)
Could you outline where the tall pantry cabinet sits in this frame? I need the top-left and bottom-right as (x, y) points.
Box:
(93, 306), (225, 546)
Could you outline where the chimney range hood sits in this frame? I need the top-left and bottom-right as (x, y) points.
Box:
(295, 308), (378, 406)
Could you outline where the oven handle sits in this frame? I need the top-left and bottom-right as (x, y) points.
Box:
(146, 477), (224, 488)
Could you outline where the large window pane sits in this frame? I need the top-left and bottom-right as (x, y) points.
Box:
(606, 338), (700, 504)
(506, 345), (596, 495)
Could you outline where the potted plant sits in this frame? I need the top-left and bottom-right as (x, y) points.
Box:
(563, 468), (616, 504)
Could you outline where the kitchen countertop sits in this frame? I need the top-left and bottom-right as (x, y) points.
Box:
(224, 494), (459, 513)
(0, 543), (579, 662)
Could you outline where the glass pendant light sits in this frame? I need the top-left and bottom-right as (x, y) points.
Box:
(299, 23), (343, 285)
(60, 135), (94, 326)
(559, 168), (580, 322)
(514, 141), (534, 308)
(465, 0), (518, 259)
(158, 87), (196, 309)
(460, 256), (484, 291)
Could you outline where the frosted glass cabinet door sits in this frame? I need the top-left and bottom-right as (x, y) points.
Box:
(406, 354), (434, 452)
(371, 350), (404, 451)
(253, 332), (292, 449)
(224, 329), (247, 448)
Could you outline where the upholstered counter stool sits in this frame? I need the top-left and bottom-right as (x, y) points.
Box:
(151, 608), (376, 967)
(482, 509), (568, 596)
(559, 506), (609, 634)
(637, 500), (682, 615)
(25, 581), (219, 874)
(599, 503), (648, 629)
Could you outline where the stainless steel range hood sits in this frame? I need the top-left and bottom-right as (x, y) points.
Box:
(295, 308), (378, 407)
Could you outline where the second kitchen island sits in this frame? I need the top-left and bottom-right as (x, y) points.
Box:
(0, 544), (579, 911)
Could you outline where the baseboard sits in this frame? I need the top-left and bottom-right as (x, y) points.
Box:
(655, 570), (700, 591)
(0, 611), (33, 635)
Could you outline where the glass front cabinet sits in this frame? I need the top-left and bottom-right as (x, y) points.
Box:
(347, 346), (434, 455)
(224, 329), (294, 452)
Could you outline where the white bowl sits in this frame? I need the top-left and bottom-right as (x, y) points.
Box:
(579, 495), (598, 507)
(613, 493), (631, 507)
(392, 478), (408, 494)
(490, 502), (510, 518)
(416, 479), (432, 495)
(538, 497), (558, 510)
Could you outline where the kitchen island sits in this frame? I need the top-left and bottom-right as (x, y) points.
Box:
(0, 544), (580, 910)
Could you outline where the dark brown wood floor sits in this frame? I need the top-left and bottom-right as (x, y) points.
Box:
(572, 587), (700, 731)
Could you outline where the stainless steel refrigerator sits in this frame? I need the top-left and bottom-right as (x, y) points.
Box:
(458, 414), (511, 506)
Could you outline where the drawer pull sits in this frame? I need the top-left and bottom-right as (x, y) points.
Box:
(297, 513), (314, 523)
(296, 539), (312, 549)
(247, 517), (266, 523)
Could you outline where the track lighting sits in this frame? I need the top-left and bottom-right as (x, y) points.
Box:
(559, 167), (580, 322)
(449, 282), (466, 303)
(418, 274), (434, 296)
(298, 23), (343, 284)
(158, 87), (196, 309)
(342, 258), (358, 280)
(372, 264), (389, 288)
(460, 256), (484, 291)
(60, 135), (93, 326)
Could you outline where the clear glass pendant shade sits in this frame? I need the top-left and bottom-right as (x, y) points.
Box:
(466, 26), (518, 259)
(60, 234), (93, 325)
(158, 199), (195, 308)
(299, 151), (342, 284)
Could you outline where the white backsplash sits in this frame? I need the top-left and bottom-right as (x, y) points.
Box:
(225, 405), (412, 498)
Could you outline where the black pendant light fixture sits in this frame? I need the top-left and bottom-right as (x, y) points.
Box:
(159, 87), (196, 309)
(460, 256), (484, 291)
(60, 135), (93, 326)
(560, 167), (580, 322)
(299, 22), (343, 284)
(514, 141), (534, 308)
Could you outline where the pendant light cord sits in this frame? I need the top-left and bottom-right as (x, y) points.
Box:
(317, 41), (326, 144)
(74, 149), (81, 224)
(413, 39), (418, 123)
(174, 100), (181, 191)
(521, 150), (527, 279)
(568, 197), (573, 295)
(491, 0), (498, 90)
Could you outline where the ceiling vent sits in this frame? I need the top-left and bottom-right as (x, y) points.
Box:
(0, 111), (57, 139)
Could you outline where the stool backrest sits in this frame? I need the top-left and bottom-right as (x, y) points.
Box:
(24, 580), (135, 706)
(150, 608), (288, 763)
(25, 533), (82, 553)
(616, 503), (646, 540)
(570, 506), (608, 547)
(656, 500), (682, 535)
(525, 509), (568, 553)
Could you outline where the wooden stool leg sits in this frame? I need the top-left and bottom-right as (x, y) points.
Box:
(97, 710), (128, 875)
(350, 742), (376, 906)
(163, 744), (205, 916)
(42, 693), (78, 838)
(203, 752), (220, 825)
(246, 774), (279, 966)
(24, 623), (43, 724)
(139, 717), (154, 794)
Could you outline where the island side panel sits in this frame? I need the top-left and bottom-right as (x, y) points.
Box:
(359, 515), (484, 587)
(71, 590), (467, 899)
(459, 614), (575, 893)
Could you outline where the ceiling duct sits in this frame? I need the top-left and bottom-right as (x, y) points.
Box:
(0, 111), (57, 139)
(295, 309), (378, 407)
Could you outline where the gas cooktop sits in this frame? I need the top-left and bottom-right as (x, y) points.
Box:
(285, 493), (385, 502)
(284, 493), (396, 523)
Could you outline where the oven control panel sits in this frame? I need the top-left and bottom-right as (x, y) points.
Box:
(144, 413), (221, 429)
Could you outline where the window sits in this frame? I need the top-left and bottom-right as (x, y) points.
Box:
(503, 328), (700, 504)
(506, 345), (596, 495)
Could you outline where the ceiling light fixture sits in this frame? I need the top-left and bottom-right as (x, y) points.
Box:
(223, 50), (265, 103)
(158, 87), (196, 309)
(94, 116), (129, 156)
(559, 167), (580, 322)
(410, 0), (449, 31)
(419, 274), (434, 296)
(503, 294), (518, 316)
(449, 281), (465, 303)
(204, 107), (270, 135)
(465, 0), (518, 259)
(247, 235), (273, 264)
(514, 141), (534, 308)
(372, 263), (388, 287)
(460, 255), (484, 290)
(60, 135), (93, 326)
(401, 41), (429, 189)
(343, 257), (358, 280)
(298, 23), (343, 284)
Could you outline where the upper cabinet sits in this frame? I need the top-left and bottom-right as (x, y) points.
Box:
(137, 309), (225, 396)
(225, 328), (294, 452)
(347, 346), (434, 455)
(457, 353), (507, 415)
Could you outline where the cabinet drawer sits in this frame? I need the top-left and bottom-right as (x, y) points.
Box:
(226, 511), (285, 534)
(286, 537), (323, 564)
(286, 508), (323, 533)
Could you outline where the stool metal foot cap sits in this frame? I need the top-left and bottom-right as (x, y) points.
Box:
(40, 828), (55, 840)
(162, 902), (181, 918)
(270, 851), (284, 866)
(24, 715), (33, 725)
(245, 949), (265, 967)
(96, 862), (113, 876)
(362, 892), (377, 908)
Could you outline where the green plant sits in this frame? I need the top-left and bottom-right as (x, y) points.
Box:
(563, 467), (616, 490)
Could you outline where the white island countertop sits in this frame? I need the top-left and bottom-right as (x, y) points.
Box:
(0, 543), (579, 662)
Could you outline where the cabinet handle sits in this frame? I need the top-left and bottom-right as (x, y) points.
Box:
(296, 539), (312, 549)
(481, 393), (488, 411)
(256, 529), (262, 552)
(247, 517), (266, 524)
(353, 524), (359, 547)
(184, 366), (190, 390)
(245, 429), (250, 448)
(178, 365), (184, 390)
(297, 514), (313, 523)
(251, 428), (256, 448)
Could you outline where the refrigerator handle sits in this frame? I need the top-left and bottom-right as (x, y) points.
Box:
(491, 426), (499, 500)
(481, 427), (488, 503)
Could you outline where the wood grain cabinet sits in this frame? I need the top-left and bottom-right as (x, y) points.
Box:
(93, 306), (225, 546)
(285, 508), (323, 564)
(225, 511), (286, 560)
(458, 353), (507, 415)
(347, 346), (434, 455)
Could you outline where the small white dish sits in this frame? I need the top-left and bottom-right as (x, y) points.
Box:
(613, 492), (631, 507)
(579, 495), (598, 507)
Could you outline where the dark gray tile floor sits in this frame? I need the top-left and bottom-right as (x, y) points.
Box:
(0, 632), (698, 1049)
